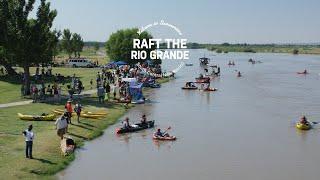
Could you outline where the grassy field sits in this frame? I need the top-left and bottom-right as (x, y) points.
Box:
(55, 47), (109, 65)
(0, 67), (101, 104)
(0, 46), (109, 104)
(0, 100), (127, 179)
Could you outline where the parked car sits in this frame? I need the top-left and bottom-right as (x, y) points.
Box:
(67, 58), (95, 68)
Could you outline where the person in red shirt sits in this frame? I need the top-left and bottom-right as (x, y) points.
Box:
(65, 100), (73, 124)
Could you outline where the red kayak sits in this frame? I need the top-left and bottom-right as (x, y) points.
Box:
(153, 135), (176, 141)
(297, 72), (308, 75)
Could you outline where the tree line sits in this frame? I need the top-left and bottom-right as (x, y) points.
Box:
(0, 0), (84, 94)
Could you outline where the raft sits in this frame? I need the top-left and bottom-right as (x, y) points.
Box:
(18, 113), (55, 121)
(296, 122), (312, 130)
(153, 135), (176, 141)
(116, 120), (155, 134)
(181, 86), (198, 90)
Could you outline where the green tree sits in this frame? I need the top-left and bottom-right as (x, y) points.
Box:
(293, 49), (299, 55)
(71, 33), (84, 57)
(94, 42), (100, 53)
(0, 0), (57, 94)
(61, 29), (73, 58)
(105, 28), (154, 64)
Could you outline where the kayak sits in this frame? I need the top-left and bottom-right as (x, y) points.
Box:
(185, 63), (193, 66)
(195, 77), (210, 83)
(60, 137), (76, 156)
(181, 86), (198, 90)
(153, 135), (176, 141)
(131, 99), (145, 104)
(18, 113), (55, 121)
(297, 72), (307, 74)
(203, 88), (218, 92)
(81, 114), (104, 119)
(296, 122), (312, 130)
(149, 83), (161, 88)
(53, 109), (107, 116)
(116, 120), (155, 134)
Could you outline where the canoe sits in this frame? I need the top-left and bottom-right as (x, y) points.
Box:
(153, 135), (176, 141)
(185, 63), (193, 66)
(116, 120), (155, 134)
(296, 122), (312, 130)
(18, 113), (55, 121)
(181, 86), (198, 90)
(60, 137), (76, 156)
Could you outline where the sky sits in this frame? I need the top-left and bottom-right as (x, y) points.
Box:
(42, 0), (320, 44)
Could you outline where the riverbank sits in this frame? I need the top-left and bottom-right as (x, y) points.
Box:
(0, 77), (170, 179)
(206, 44), (320, 55)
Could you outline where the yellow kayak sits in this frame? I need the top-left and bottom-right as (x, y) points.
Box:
(81, 114), (104, 119)
(18, 113), (55, 121)
(53, 109), (107, 116)
(52, 109), (105, 119)
(296, 122), (312, 130)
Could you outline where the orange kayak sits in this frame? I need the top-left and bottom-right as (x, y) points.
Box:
(153, 135), (176, 141)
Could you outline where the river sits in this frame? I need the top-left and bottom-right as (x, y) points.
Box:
(59, 49), (320, 180)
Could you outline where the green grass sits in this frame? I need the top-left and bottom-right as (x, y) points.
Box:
(55, 46), (110, 65)
(0, 71), (171, 179)
(0, 67), (100, 104)
(0, 101), (127, 179)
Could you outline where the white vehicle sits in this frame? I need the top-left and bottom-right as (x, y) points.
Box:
(67, 58), (95, 68)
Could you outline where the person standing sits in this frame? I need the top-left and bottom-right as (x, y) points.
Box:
(97, 86), (105, 104)
(22, 125), (34, 159)
(105, 83), (111, 101)
(74, 102), (82, 123)
(55, 113), (68, 139)
(65, 100), (73, 124)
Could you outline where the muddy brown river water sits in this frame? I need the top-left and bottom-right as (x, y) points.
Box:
(59, 49), (320, 180)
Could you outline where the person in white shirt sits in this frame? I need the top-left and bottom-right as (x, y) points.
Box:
(22, 125), (34, 159)
(55, 113), (68, 139)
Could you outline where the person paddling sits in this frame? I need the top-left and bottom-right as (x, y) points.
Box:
(141, 114), (147, 125)
(299, 115), (308, 125)
(123, 117), (131, 129)
(154, 128), (170, 137)
(237, 71), (242, 77)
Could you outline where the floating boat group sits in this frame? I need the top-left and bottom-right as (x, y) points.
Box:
(116, 120), (155, 134)
(116, 118), (176, 141)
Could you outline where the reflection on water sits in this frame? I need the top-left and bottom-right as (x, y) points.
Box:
(59, 50), (320, 180)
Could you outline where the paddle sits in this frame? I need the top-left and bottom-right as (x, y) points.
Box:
(162, 126), (171, 135)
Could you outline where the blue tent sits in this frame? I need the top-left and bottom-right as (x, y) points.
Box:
(105, 61), (128, 68)
(114, 61), (128, 66)
(129, 83), (144, 100)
